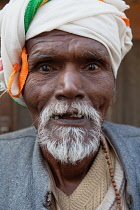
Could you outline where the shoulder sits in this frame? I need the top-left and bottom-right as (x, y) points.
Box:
(0, 126), (36, 141)
(102, 121), (140, 144)
(0, 127), (37, 158)
(102, 122), (140, 207)
(102, 121), (140, 163)
(102, 121), (140, 173)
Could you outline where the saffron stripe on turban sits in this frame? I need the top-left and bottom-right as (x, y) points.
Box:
(0, 0), (132, 107)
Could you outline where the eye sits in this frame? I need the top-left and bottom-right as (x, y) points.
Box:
(85, 63), (99, 71)
(39, 64), (53, 72)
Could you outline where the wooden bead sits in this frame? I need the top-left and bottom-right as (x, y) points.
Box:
(116, 196), (121, 200)
(110, 172), (114, 177)
(107, 160), (111, 165)
(115, 190), (120, 195)
(109, 169), (113, 173)
(105, 155), (109, 159)
(114, 186), (118, 190)
(112, 182), (116, 187)
(118, 206), (122, 210)
(111, 178), (115, 183)
(117, 200), (121, 204)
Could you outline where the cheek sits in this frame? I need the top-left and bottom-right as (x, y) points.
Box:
(23, 77), (40, 109)
(88, 76), (115, 118)
(22, 75), (54, 125)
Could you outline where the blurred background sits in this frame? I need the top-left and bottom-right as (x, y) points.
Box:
(0, 0), (140, 134)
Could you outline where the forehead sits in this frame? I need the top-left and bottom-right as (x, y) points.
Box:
(26, 30), (110, 60)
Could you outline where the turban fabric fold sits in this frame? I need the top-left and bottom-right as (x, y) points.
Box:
(0, 0), (132, 107)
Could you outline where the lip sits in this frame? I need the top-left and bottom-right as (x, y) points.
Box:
(50, 117), (90, 127)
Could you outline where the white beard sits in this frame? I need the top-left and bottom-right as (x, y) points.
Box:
(38, 101), (102, 164)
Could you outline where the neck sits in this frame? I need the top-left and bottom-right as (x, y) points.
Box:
(41, 146), (99, 195)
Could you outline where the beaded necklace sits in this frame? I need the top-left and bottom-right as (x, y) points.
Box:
(100, 136), (122, 210)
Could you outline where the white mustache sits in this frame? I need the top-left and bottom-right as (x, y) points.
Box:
(39, 101), (101, 125)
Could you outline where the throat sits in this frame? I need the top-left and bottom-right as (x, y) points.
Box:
(42, 147), (98, 195)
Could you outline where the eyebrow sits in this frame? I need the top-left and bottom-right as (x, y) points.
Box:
(82, 50), (109, 60)
(28, 51), (55, 69)
(28, 51), (55, 61)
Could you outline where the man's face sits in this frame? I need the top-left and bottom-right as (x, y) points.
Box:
(23, 30), (116, 163)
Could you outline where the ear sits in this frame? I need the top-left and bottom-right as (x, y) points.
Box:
(109, 81), (116, 106)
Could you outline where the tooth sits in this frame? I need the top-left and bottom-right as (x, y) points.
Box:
(70, 114), (83, 118)
(70, 114), (76, 117)
(55, 116), (59, 120)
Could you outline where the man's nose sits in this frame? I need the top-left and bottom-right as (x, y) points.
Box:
(55, 70), (85, 100)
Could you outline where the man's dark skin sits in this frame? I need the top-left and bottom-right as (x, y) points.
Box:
(23, 30), (116, 196)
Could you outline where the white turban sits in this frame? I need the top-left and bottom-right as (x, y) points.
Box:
(0, 0), (132, 107)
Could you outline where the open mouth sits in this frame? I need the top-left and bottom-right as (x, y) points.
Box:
(50, 111), (88, 126)
(52, 113), (84, 120)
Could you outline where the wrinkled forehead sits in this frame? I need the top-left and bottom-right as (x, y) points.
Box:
(26, 30), (112, 70)
(26, 30), (110, 57)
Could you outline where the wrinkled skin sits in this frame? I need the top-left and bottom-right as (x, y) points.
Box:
(23, 30), (116, 195)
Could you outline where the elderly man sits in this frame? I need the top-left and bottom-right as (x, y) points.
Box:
(0, 0), (140, 209)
